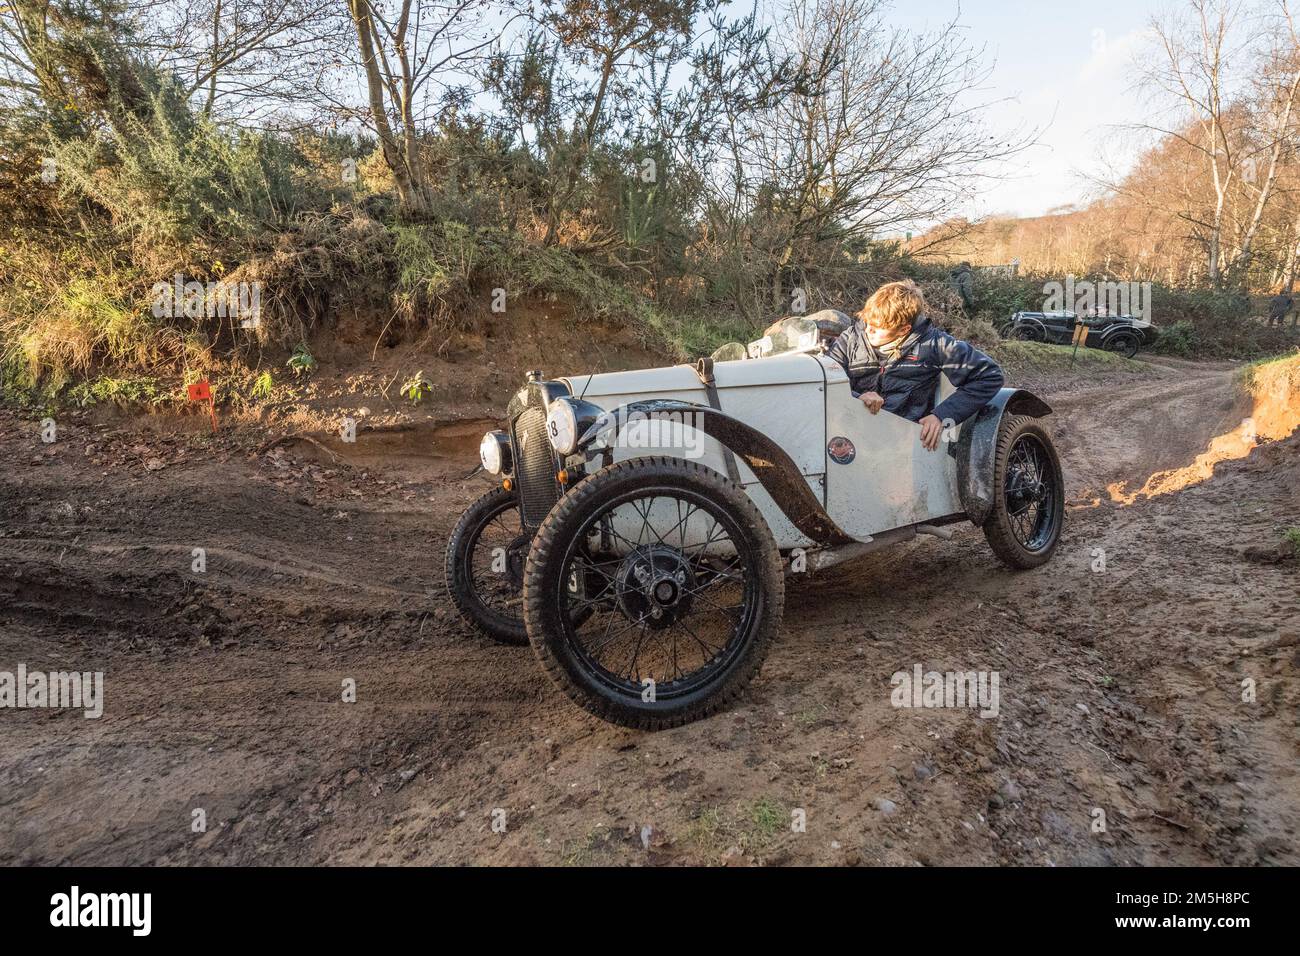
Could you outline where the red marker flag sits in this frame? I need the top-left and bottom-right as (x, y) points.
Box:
(186, 380), (217, 432)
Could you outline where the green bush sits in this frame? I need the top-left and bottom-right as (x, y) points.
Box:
(390, 220), (512, 329)
(1152, 319), (1196, 356)
(0, 16), (335, 396)
(1148, 287), (1293, 358)
(67, 375), (166, 408)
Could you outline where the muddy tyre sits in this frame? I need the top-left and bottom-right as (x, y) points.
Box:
(446, 485), (529, 644)
(1105, 331), (1140, 359)
(523, 457), (783, 730)
(982, 416), (1065, 569)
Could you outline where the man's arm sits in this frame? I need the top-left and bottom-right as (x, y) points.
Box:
(931, 334), (1004, 425)
(825, 326), (862, 398)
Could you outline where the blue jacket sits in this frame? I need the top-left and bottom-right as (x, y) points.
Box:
(826, 316), (1004, 425)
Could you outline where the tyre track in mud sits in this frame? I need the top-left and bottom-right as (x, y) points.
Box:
(0, 537), (424, 599)
(0, 358), (1295, 866)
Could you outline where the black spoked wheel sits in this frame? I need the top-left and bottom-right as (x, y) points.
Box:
(524, 457), (783, 730)
(983, 416), (1065, 569)
(1105, 331), (1140, 359)
(446, 485), (530, 644)
(1012, 324), (1045, 342)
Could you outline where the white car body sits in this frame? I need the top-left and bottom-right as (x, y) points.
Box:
(560, 350), (965, 555)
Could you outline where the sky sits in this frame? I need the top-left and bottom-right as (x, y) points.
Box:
(886, 0), (1163, 220)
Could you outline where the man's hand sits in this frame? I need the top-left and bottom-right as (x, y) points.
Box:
(919, 414), (943, 451)
(859, 391), (884, 414)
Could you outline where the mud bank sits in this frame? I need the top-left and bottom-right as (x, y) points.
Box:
(1108, 353), (1299, 504)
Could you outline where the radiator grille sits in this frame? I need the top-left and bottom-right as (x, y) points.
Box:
(511, 402), (560, 527)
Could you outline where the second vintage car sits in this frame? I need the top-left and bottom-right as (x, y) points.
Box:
(1006, 309), (1157, 358)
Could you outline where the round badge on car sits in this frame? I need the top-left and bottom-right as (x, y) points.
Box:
(827, 436), (856, 464)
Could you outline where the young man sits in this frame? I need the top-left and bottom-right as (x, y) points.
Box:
(1268, 291), (1295, 327)
(826, 279), (1004, 451)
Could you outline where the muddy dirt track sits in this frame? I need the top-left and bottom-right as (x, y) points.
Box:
(1, 356), (1296, 866)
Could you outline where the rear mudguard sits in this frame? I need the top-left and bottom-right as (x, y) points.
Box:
(575, 399), (854, 546)
(955, 387), (1053, 526)
(1097, 326), (1138, 348)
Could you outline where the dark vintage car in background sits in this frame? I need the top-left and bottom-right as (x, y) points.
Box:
(1006, 311), (1157, 358)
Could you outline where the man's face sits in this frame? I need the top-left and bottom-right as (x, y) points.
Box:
(865, 320), (908, 348)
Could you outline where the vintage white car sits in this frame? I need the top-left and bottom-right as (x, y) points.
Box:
(446, 321), (1063, 730)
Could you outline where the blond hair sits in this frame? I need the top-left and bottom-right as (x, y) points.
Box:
(859, 280), (925, 335)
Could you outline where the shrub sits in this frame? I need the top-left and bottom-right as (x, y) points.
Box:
(0, 19), (344, 395)
(250, 371), (274, 400)
(1152, 319), (1196, 356)
(400, 370), (433, 404)
(0, 266), (163, 391)
(67, 375), (166, 408)
(390, 220), (508, 330)
(1149, 288), (1293, 358)
(286, 344), (316, 378)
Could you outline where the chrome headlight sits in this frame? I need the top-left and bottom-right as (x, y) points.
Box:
(545, 398), (579, 455)
(479, 430), (510, 475)
(544, 397), (608, 456)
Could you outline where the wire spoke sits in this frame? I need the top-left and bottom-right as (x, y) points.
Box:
(678, 619), (724, 657)
(557, 488), (759, 695)
(622, 622), (651, 681)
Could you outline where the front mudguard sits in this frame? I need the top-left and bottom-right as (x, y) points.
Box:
(573, 399), (854, 546)
(955, 388), (1053, 526)
(1012, 317), (1049, 341)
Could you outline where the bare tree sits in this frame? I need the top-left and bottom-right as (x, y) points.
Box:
(719, 0), (1032, 309)
(2, 1), (350, 128)
(1233, 6), (1300, 276)
(153, 0), (345, 120)
(1146, 1), (1246, 286)
(343, 0), (513, 217)
(1258, 0), (1300, 290)
(1134, 0), (1300, 286)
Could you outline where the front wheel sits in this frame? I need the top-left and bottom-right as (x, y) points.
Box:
(1011, 323), (1045, 342)
(446, 485), (530, 644)
(983, 416), (1065, 569)
(523, 457), (784, 730)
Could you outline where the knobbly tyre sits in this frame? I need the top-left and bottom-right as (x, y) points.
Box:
(446, 322), (1064, 730)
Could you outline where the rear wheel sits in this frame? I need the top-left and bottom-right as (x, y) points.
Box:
(523, 457), (783, 730)
(983, 416), (1064, 569)
(1105, 331), (1140, 358)
(446, 485), (529, 644)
